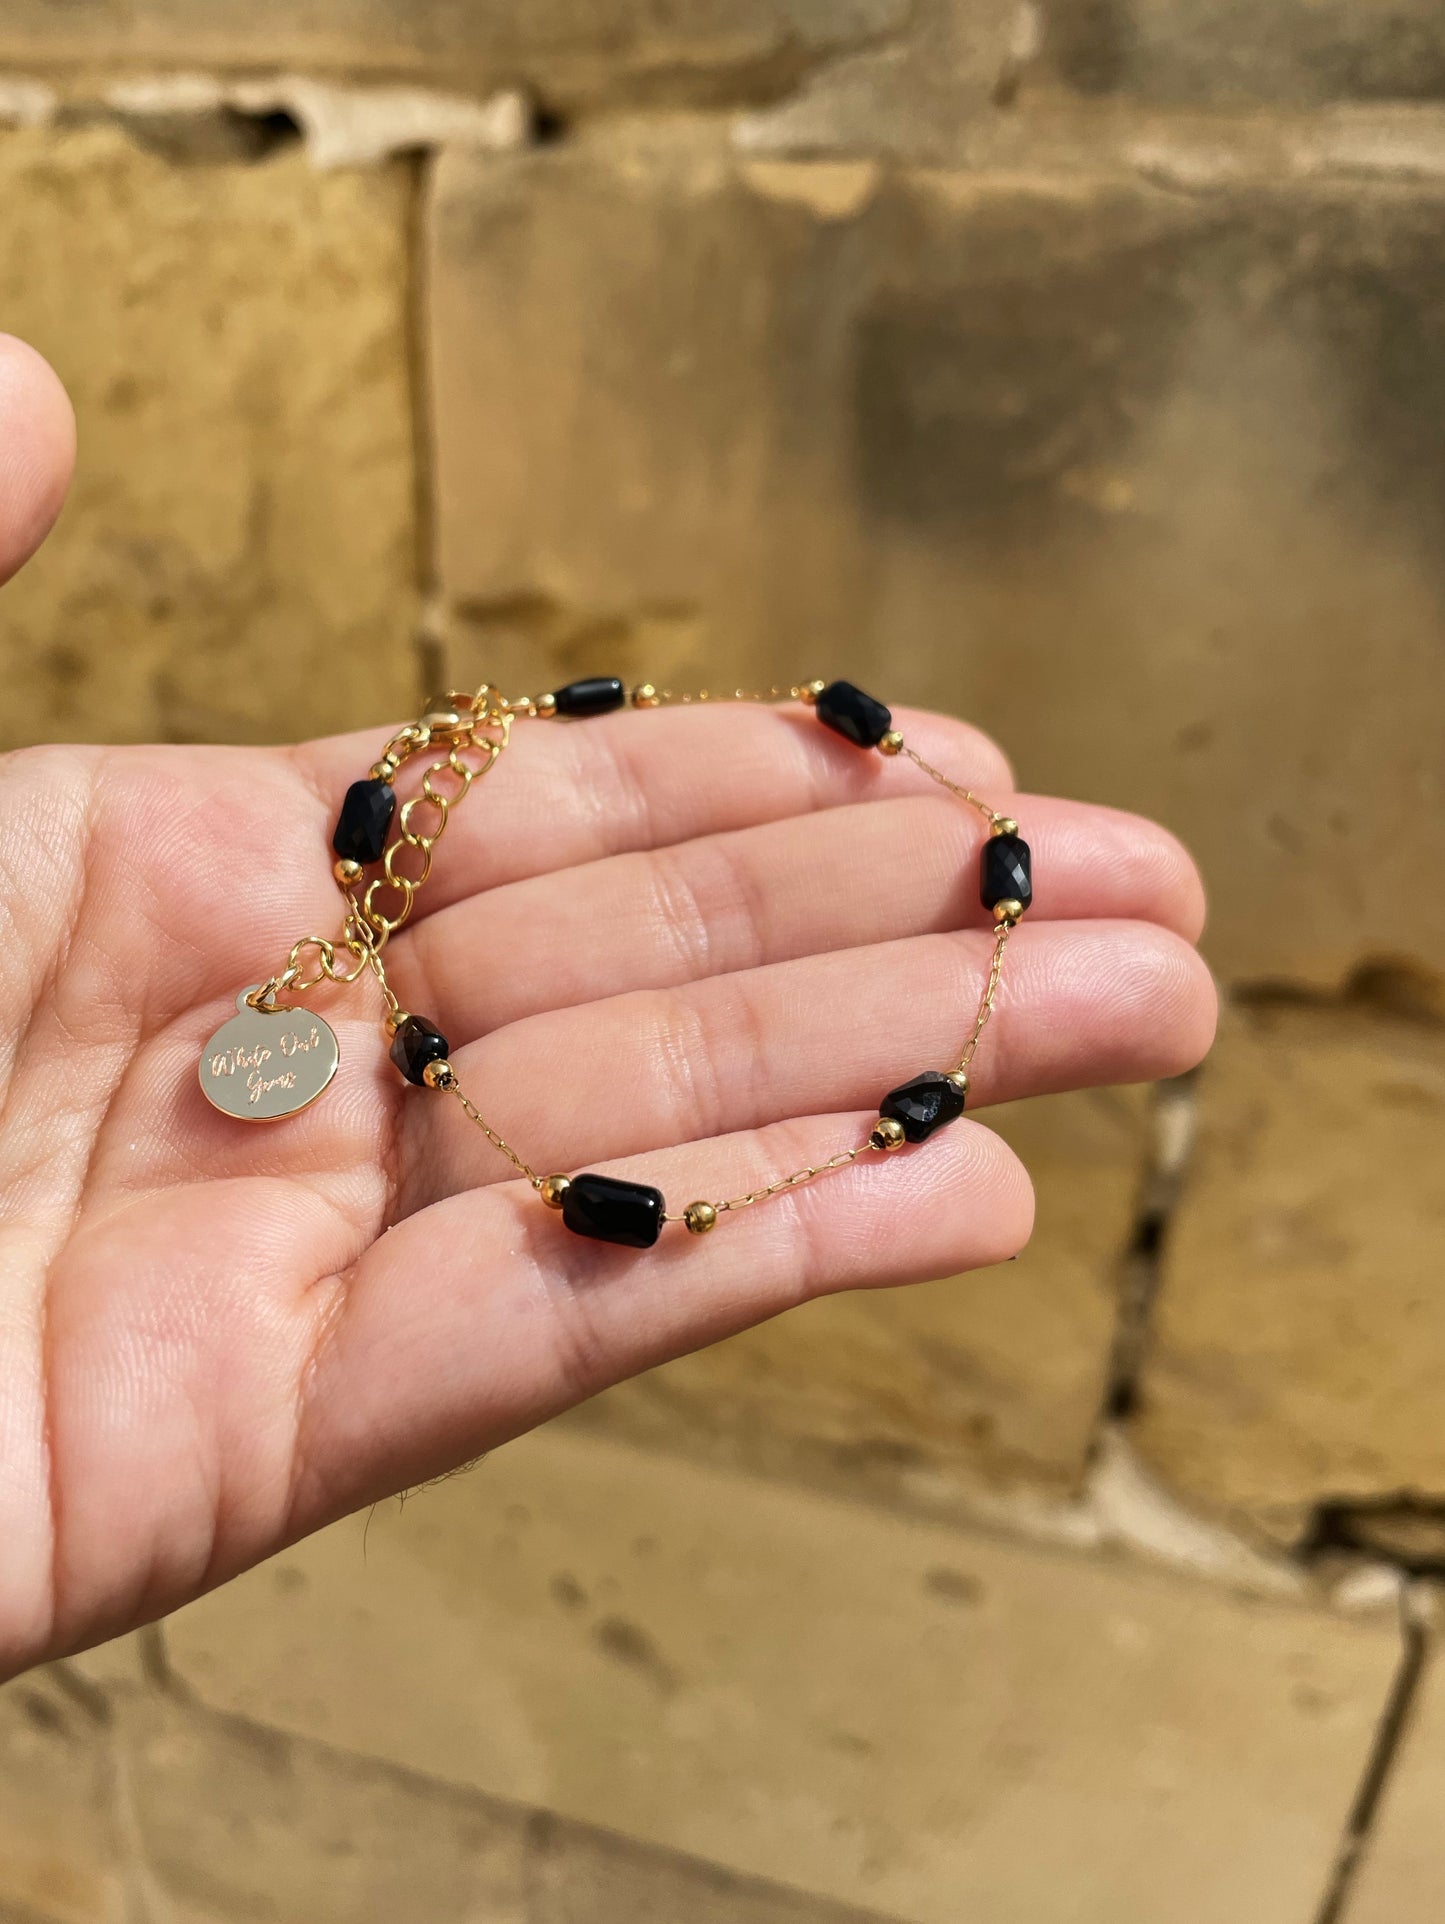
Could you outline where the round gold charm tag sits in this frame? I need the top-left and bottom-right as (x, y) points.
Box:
(199, 988), (340, 1122)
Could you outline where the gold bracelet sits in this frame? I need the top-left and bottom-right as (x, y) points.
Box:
(198, 678), (1030, 1250)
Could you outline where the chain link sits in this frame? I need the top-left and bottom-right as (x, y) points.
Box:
(257, 695), (510, 997)
(956, 920), (1013, 1074)
(673, 1141), (870, 1218)
(444, 1082), (543, 1187)
(652, 685), (811, 707)
(362, 731), (505, 940)
(901, 743), (1001, 827)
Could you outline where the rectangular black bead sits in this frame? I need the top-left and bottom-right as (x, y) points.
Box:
(980, 833), (1032, 912)
(880, 1070), (967, 1143)
(332, 777), (396, 866)
(562, 1173), (666, 1249)
(389, 1015), (450, 1085)
(554, 677), (626, 719)
(814, 679), (892, 749)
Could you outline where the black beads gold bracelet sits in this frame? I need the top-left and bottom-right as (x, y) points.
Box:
(198, 678), (1030, 1250)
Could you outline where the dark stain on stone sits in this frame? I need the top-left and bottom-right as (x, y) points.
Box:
(849, 186), (1445, 592)
(829, 1728), (877, 1756)
(1331, 15), (1445, 100)
(924, 1565), (984, 1606)
(17, 1689), (66, 1735)
(829, 1435), (928, 1473)
(44, 644), (86, 685)
(1043, 0), (1445, 104)
(850, 198), (1200, 545)
(1044, 0), (1136, 95)
(104, 372), (145, 412)
(1299, 202), (1445, 554)
(1292, 1683), (1335, 1716)
(591, 1615), (677, 1695)
(550, 1572), (589, 1612)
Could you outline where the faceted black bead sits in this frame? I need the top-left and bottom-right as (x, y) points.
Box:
(389, 1015), (451, 1086)
(332, 777), (396, 867)
(980, 833), (1032, 912)
(561, 1172), (666, 1249)
(880, 1071), (967, 1144)
(814, 679), (892, 749)
(554, 677), (626, 719)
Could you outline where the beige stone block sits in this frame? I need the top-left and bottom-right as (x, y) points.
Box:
(0, 1667), (890, 1924)
(572, 1089), (1143, 1512)
(0, 1667), (120, 1924)
(733, 0), (1037, 165)
(0, 1), (902, 109)
(1133, 1003), (1445, 1543)
(429, 126), (1445, 988)
(1344, 1618), (1445, 1923)
(734, 0), (1445, 164)
(0, 122), (418, 749)
(1040, 0), (1445, 106)
(167, 1425), (1396, 1924)
(116, 1687), (886, 1924)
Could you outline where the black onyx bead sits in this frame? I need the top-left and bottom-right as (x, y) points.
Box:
(880, 1071), (967, 1144)
(554, 677), (626, 719)
(332, 777), (396, 867)
(980, 833), (1032, 912)
(561, 1172), (666, 1249)
(389, 1015), (451, 1086)
(814, 679), (893, 749)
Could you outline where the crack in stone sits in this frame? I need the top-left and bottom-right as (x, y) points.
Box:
(1234, 958), (1445, 1026)
(1303, 1495), (1445, 1578)
(1312, 1588), (1434, 1924)
(1093, 1068), (1201, 1427)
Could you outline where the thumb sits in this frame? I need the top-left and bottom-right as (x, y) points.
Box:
(0, 333), (75, 588)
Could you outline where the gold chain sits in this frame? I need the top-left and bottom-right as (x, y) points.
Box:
(956, 921), (1013, 1074)
(242, 677), (1027, 1246)
(675, 1143), (870, 1220)
(901, 743), (1000, 827)
(444, 1082), (543, 1187)
(250, 691), (509, 1009)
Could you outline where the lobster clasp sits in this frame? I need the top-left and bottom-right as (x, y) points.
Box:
(419, 694), (478, 742)
(419, 684), (520, 742)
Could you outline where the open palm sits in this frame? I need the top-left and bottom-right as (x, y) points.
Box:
(0, 338), (1216, 1680)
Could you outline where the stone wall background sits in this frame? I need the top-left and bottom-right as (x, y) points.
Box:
(2, 5), (1443, 1920)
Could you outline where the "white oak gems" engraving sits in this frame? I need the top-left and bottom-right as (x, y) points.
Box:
(199, 991), (340, 1122)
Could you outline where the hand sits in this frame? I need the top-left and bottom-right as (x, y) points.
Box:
(0, 337), (1216, 1680)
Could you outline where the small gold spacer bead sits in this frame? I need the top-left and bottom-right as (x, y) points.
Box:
(994, 899), (1024, 925)
(422, 1059), (455, 1090)
(869, 1116), (907, 1152)
(535, 692), (559, 719)
(632, 682), (662, 708)
(945, 1069), (970, 1097)
(683, 1199), (719, 1235)
(540, 1173), (571, 1210)
(799, 679), (826, 703)
(878, 729), (905, 756)
(333, 856), (363, 886)
(990, 816), (1019, 838)
(385, 1009), (409, 1037)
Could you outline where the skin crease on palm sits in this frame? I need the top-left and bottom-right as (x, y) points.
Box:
(0, 331), (1217, 1682)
